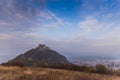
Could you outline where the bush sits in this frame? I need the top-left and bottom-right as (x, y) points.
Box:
(95, 64), (108, 74)
(1, 61), (24, 67)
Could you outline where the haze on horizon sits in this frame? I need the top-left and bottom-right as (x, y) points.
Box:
(0, 0), (120, 63)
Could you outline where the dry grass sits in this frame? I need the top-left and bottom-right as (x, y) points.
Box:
(0, 66), (120, 80)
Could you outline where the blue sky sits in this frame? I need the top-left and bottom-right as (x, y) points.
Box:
(0, 0), (120, 62)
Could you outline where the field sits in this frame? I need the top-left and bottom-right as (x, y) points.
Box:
(0, 66), (120, 80)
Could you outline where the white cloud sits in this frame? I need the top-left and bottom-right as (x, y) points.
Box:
(0, 33), (12, 40)
(78, 17), (109, 32)
(76, 15), (120, 39)
(0, 22), (10, 26)
(101, 27), (120, 39)
(38, 10), (68, 26)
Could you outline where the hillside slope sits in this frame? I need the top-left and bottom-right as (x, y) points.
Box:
(0, 66), (120, 80)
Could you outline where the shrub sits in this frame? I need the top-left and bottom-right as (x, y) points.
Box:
(95, 64), (108, 74)
(1, 62), (24, 67)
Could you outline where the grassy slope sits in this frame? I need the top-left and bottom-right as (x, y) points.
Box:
(0, 66), (120, 80)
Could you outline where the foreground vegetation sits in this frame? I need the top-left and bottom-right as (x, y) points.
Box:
(0, 66), (120, 80)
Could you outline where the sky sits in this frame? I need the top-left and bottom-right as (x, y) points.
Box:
(0, 0), (120, 62)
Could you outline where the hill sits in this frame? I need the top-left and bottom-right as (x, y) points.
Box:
(2, 44), (69, 67)
(0, 66), (120, 80)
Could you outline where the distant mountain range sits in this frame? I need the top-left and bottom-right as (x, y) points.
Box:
(2, 44), (70, 67)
